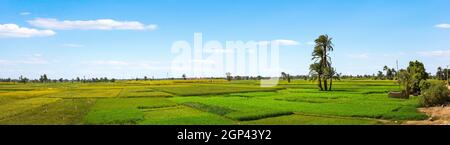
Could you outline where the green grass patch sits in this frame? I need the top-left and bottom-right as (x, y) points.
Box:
(181, 102), (235, 116)
(138, 106), (234, 125)
(241, 114), (382, 125)
(83, 98), (177, 124)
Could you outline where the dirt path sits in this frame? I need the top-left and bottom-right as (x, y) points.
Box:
(404, 105), (450, 125)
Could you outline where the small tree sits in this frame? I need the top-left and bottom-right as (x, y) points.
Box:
(182, 74), (187, 80)
(397, 69), (412, 97)
(420, 82), (450, 107)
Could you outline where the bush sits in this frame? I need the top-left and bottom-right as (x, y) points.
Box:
(419, 83), (450, 107)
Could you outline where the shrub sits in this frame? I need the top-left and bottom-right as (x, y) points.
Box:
(419, 83), (450, 107)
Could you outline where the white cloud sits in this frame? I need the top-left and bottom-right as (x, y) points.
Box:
(418, 50), (450, 57)
(306, 41), (315, 46)
(20, 54), (49, 64)
(28, 18), (158, 31)
(435, 23), (450, 29)
(0, 54), (49, 65)
(20, 12), (31, 16)
(0, 24), (55, 38)
(273, 39), (299, 46)
(61, 43), (85, 48)
(0, 59), (11, 65)
(347, 53), (369, 59)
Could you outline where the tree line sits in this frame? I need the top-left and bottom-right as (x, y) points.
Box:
(0, 74), (115, 83)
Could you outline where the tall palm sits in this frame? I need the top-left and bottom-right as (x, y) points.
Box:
(314, 35), (334, 91)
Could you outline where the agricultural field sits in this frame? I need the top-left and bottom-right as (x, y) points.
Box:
(0, 79), (429, 125)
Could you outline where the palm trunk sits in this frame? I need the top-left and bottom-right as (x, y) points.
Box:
(318, 75), (323, 91)
(323, 46), (328, 91)
(329, 78), (333, 90)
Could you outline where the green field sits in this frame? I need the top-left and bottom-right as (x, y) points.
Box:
(0, 80), (428, 125)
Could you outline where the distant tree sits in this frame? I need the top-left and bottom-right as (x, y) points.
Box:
(59, 78), (64, 82)
(182, 74), (187, 80)
(281, 72), (291, 83)
(287, 74), (291, 83)
(383, 66), (395, 80)
(39, 74), (49, 83)
(19, 75), (29, 84)
(144, 76), (148, 81)
(225, 72), (232, 81)
(376, 71), (384, 80)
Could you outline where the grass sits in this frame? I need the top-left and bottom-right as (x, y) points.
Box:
(181, 102), (235, 116)
(49, 88), (122, 98)
(0, 98), (62, 120)
(0, 99), (95, 125)
(0, 79), (431, 125)
(118, 87), (173, 98)
(139, 106), (234, 125)
(152, 84), (282, 96)
(83, 98), (177, 124)
(241, 114), (383, 125)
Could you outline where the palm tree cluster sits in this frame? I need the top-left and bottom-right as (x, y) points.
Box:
(309, 35), (339, 91)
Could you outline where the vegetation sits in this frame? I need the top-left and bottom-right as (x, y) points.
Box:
(309, 34), (338, 91)
(0, 79), (430, 125)
(419, 82), (450, 107)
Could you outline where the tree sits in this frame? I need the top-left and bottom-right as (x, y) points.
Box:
(376, 71), (384, 80)
(436, 67), (444, 80)
(397, 69), (412, 97)
(310, 34), (334, 91)
(383, 66), (395, 80)
(309, 63), (323, 90)
(407, 60), (429, 95)
(19, 75), (29, 84)
(225, 72), (232, 81)
(325, 67), (339, 90)
(39, 74), (48, 83)
(281, 72), (291, 83)
(144, 76), (148, 81)
(182, 74), (187, 80)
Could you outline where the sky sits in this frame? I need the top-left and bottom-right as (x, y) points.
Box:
(0, 0), (450, 79)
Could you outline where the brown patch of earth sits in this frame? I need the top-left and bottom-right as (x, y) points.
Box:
(404, 105), (450, 125)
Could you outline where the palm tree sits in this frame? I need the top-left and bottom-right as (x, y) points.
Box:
(311, 46), (325, 90)
(326, 67), (339, 90)
(315, 35), (334, 90)
(309, 63), (323, 90)
(312, 34), (334, 91)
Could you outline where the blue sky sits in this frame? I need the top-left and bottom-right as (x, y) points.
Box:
(1, 0), (450, 79)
